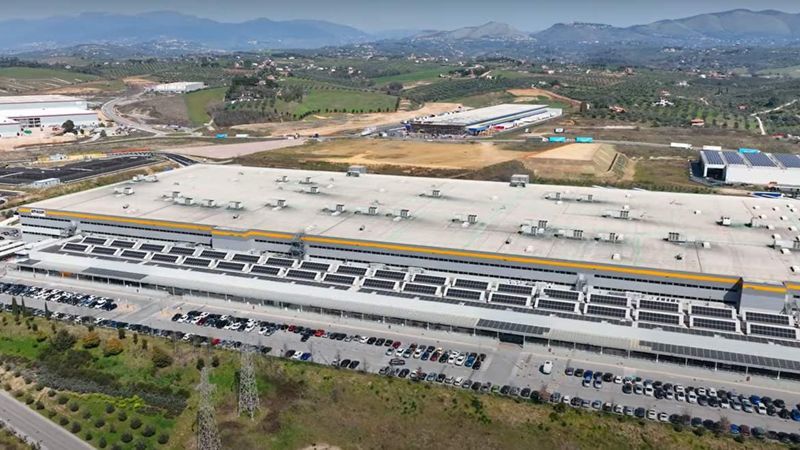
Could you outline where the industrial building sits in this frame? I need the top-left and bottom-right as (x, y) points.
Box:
(147, 82), (206, 94)
(14, 165), (800, 377)
(700, 149), (800, 186)
(407, 104), (562, 135)
(0, 95), (98, 136)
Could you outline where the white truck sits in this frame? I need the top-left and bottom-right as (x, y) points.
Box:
(670, 142), (693, 150)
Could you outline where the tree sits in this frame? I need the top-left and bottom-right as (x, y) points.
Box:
(62, 120), (75, 133)
(82, 331), (101, 349)
(103, 338), (124, 356)
(51, 329), (76, 352)
(117, 328), (125, 340)
(151, 347), (173, 368)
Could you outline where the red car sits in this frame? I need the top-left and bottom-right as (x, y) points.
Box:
(287, 325), (296, 332)
(391, 341), (402, 349)
(314, 329), (324, 337)
(211, 338), (221, 346)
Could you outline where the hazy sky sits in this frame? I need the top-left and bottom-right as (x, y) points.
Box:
(4, 0), (800, 31)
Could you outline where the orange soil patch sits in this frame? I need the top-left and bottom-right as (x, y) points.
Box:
(507, 88), (581, 107)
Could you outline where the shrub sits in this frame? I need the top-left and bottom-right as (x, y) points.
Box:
(94, 418), (105, 428)
(117, 411), (127, 422)
(196, 358), (205, 371)
(211, 355), (220, 368)
(33, 383), (44, 391)
(121, 432), (133, 443)
(47, 410), (56, 418)
(157, 433), (169, 445)
(103, 338), (124, 356)
(35, 401), (44, 410)
(117, 328), (126, 340)
(23, 375), (33, 384)
(105, 403), (115, 414)
(98, 436), (107, 449)
(82, 411), (91, 420)
(57, 395), (69, 405)
(51, 329), (76, 352)
(47, 389), (56, 397)
(68, 401), (79, 412)
(84, 431), (93, 441)
(151, 347), (173, 368)
(58, 416), (69, 426)
(142, 424), (156, 437)
(111, 445), (122, 450)
(135, 441), (147, 450)
(24, 396), (34, 405)
(70, 422), (81, 433)
(2, 383), (10, 391)
(82, 331), (100, 349)
(130, 417), (142, 430)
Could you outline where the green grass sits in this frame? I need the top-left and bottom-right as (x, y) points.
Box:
(0, 67), (98, 81)
(756, 65), (800, 78)
(0, 333), (42, 360)
(184, 87), (226, 125)
(372, 67), (456, 85)
(295, 89), (397, 115)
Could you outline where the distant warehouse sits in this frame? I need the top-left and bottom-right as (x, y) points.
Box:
(407, 104), (562, 135)
(0, 95), (98, 137)
(147, 82), (206, 94)
(700, 148), (800, 185)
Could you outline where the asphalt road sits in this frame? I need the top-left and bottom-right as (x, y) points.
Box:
(0, 390), (92, 450)
(101, 95), (165, 136)
(3, 273), (800, 436)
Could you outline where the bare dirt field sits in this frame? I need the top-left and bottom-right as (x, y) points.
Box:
(521, 143), (633, 180)
(232, 102), (461, 137)
(120, 95), (190, 126)
(0, 132), (77, 152)
(507, 88), (581, 107)
(162, 139), (307, 159)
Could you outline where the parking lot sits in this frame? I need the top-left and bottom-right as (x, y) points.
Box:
(2, 272), (800, 442)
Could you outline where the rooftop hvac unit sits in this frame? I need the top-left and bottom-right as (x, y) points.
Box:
(132, 174), (145, 182)
(347, 165), (367, 177)
(509, 174), (530, 187)
(305, 186), (320, 194)
(175, 196), (194, 206)
(356, 205), (379, 216)
(579, 193), (594, 202)
(266, 198), (287, 209)
(275, 175), (289, 183)
(227, 200), (244, 210)
(718, 216), (732, 226)
(572, 229), (584, 240)
(163, 190), (181, 199)
(667, 232), (682, 243)
(545, 192), (562, 201)
(596, 232), (623, 243)
(619, 209), (630, 220)
(114, 186), (134, 195)
(200, 199), (217, 208)
(430, 188), (442, 198)
(451, 213), (477, 225)
(299, 176), (314, 185)
(144, 175), (158, 183)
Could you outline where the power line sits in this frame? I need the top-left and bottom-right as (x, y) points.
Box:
(238, 348), (259, 419)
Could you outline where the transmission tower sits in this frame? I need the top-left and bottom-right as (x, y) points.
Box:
(196, 367), (222, 450)
(238, 349), (259, 419)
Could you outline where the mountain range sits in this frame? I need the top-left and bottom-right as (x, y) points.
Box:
(5, 9), (800, 55)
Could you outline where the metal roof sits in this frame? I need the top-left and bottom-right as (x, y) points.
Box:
(412, 104), (548, 127)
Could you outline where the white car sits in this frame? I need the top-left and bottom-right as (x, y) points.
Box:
(676, 392), (686, 402)
(395, 348), (405, 357)
(359, 336), (370, 344)
(385, 348), (394, 356)
(646, 410), (657, 420)
(756, 403), (767, 415)
(455, 354), (466, 366)
(453, 376), (463, 386)
(413, 348), (423, 359)
(658, 412), (670, 422)
(644, 386), (654, 396)
(613, 376), (623, 384)
(687, 392), (698, 403)
(541, 360), (553, 375)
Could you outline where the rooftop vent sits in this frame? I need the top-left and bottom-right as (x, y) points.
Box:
(114, 186), (134, 195)
(275, 175), (289, 183)
(299, 176), (314, 185)
(175, 196), (195, 206)
(266, 198), (287, 210)
(718, 216), (732, 226)
(227, 200), (244, 210)
(452, 213), (478, 227)
(304, 186), (321, 194)
(595, 232), (624, 243)
(667, 231), (683, 243)
(200, 199), (217, 208)
(519, 219), (548, 236)
(356, 205), (379, 216)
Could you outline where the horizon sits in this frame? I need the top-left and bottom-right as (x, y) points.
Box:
(3, 2), (800, 32)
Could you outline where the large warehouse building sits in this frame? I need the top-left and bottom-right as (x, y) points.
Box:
(700, 148), (800, 186)
(0, 95), (98, 136)
(14, 165), (800, 377)
(407, 104), (562, 135)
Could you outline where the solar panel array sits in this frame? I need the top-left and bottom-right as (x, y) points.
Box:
(413, 274), (447, 285)
(476, 319), (549, 336)
(138, 243), (165, 252)
(232, 254), (260, 263)
(691, 317), (738, 333)
(721, 151), (745, 165)
(151, 253), (179, 263)
(454, 279), (489, 290)
(744, 152), (777, 167)
(120, 250), (147, 259)
(300, 261), (330, 272)
(773, 153), (800, 169)
(585, 304), (628, 319)
(362, 278), (398, 290)
(690, 305), (735, 319)
(323, 273), (357, 285)
(640, 341), (800, 372)
(446, 288), (483, 301)
(184, 257), (211, 267)
(250, 265), (281, 276)
(403, 283), (439, 296)
(90, 246), (117, 255)
(497, 284), (533, 296)
(638, 299), (680, 312)
(537, 298), (577, 312)
(701, 150), (724, 165)
(748, 324), (798, 340)
(63, 243), (88, 252)
(744, 311), (791, 326)
(200, 250), (227, 259)
(110, 240), (135, 249)
(637, 310), (681, 325)
(589, 293), (628, 307)
(266, 257), (294, 267)
(286, 269), (318, 280)
(374, 269), (406, 281)
(169, 247), (195, 255)
(543, 288), (580, 301)
(216, 261), (245, 272)
(82, 237), (106, 245)
(489, 292), (528, 306)
(337, 265), (368, 276)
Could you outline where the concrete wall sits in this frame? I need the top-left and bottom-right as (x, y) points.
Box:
(0, 123), (20, 137)
(725, 165), (800, 185)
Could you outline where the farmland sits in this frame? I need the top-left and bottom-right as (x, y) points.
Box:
(0, 67), (100, 94)
(184, 87), (226, 125)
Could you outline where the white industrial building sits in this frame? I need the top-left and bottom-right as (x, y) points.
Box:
(700, 149), (800, 186)
(0, 95), (98, 136)
(407, 104), (562, 135)
(147, 82), (206, 94)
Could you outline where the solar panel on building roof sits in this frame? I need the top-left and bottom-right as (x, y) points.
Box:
(374, 269), (406, 281)
(300, 261), (330, 272)
(151, 253), (179, 263)
(403, 283), (439, 296)
(90, 246), (116, 255)
(216, 261), (245, 272)
(454, 279), (489, 290)
(589, 293), (628, 307)
(446, 287), (483, 300)
(489, 292), (528, 306)
(748, 323), (798, 340)
(702, 150), (724, 165)
(476, 319), (549, 335)
(585, 304), (628, 319)
(266, 257), (295, 267)
(413, 274), (447, 285)
(744, 311), (791, 326)
(691, 317), (738, 333)
(109, 240), (136, 249)
(543, 288), (580, 301)
(721, 151), (745, 165)
(639, 299), (680, 312)
(63, 243), (88, 253)
(250, 265), (281, 276)
(169, 247), (195, 255)
(120, 250), (147, 260)
(82, 237), (107, 245)
(497, 284), (533, 296)
(744, 152), (776, 167)
(537, 298), (577, 312)
(200, 250), (227, 259)
(637, 310), (681, 325)
(323, 273), (356, 285)
(773, 153), (800, 169)
(286, 269), (317, 280)
(690, 305), (734, 319)
(362, 278), (397, 290)
(183, 257), (211, 267)
(231, 254), (260, 263)
(138, 243), (165, 252)
(337, 265), (368, 276)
